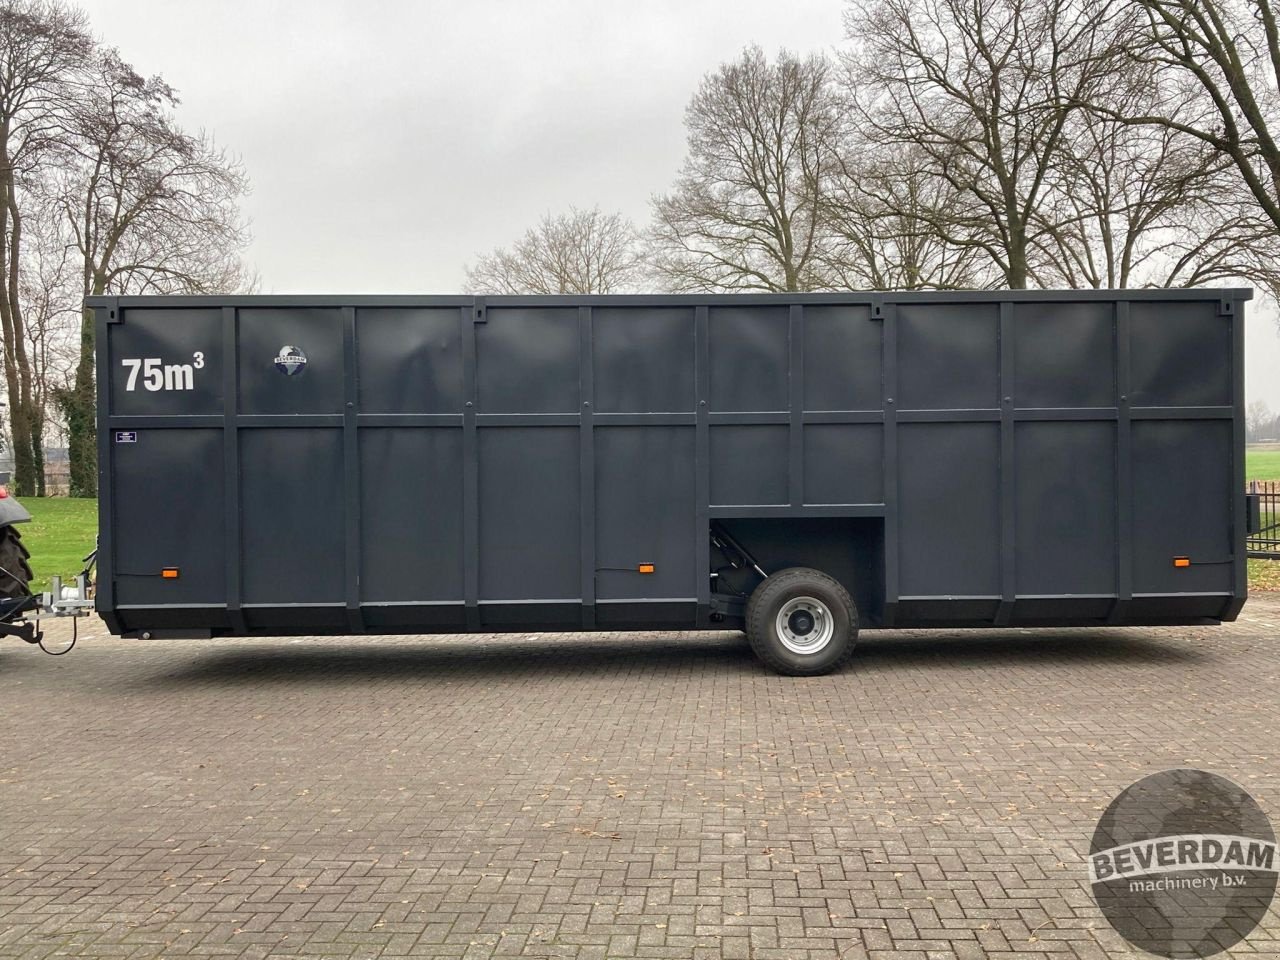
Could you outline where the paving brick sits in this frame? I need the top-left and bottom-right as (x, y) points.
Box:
(1, 605), (1278, 957)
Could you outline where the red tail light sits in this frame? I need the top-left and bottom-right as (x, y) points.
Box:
(0, 485), (9, 499)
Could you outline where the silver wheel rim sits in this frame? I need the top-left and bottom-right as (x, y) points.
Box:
(775, 596), (835, 654)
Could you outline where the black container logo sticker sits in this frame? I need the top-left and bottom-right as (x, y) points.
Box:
(274, 345), (307, 376)
(1089, 769), (1277, 957)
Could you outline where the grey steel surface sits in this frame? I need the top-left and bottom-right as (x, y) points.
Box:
(87, 290), (1250, 637)
(0, 492), (31, 527)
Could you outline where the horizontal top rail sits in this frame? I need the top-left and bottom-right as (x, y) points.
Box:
(86, 288), (1254, 312)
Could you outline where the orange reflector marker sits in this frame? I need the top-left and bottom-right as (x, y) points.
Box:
(1173, 557), (1191, 568)
(638, 563), (655, 574)
(161, 568), (180, 579)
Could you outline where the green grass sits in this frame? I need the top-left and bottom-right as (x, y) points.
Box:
(1249, 559), (1280, 591)
(1248, 447), (1280, 589)
(1246, 446), (1280, 482)
(18, 497), (96, 594)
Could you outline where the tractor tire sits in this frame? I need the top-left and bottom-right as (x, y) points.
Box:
(745, 567), (858, 676)
(0, 525), (33, 599)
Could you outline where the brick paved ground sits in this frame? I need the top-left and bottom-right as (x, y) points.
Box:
(1, 601), (1278, 959)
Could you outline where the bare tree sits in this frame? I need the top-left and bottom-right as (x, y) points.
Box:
(18, 191), (76, 494)
(1119, 1), (1280, 236)
(650, 47), (842, 293)
(1034, 86), (1280, 294)
(822, 143), (994, 289)
(841, 0), (1280, 295)
(465, 206), (642, 295)
(0, 0), (90, 494)
(1248, 398), (1274, 440)
(843, 0), (1126, 288)
(1032, 107), (1207, 287)
(54, 47), (251, 497)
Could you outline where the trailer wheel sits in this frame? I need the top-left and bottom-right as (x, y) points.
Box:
(745, 567), (857, 676)
(0, 525), (32, 598)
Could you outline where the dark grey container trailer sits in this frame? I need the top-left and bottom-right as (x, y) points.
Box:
(86, 289), (1248, 674)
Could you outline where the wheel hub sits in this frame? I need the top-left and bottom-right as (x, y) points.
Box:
(775, 596), (835, 654)
(788, 609), (815, 635)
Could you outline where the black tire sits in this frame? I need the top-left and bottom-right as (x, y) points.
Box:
(745, 567), (857, 676)
(0, 524), (33, 599)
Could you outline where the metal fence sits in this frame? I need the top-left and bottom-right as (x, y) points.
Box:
(1247, 480), (1280, 558)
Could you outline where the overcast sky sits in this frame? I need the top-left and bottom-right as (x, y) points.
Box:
(74, 0), (1280, 407)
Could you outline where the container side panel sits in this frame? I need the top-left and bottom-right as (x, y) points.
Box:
(113, 429), (225, 605)
(477, 307), (578, 413)
(240, 428), (344, 603)
(1130, 301), (1231, 407)
(899, 422), (999, 595)
(238, 308), (344, 414)
(478, 426), (579, 599)
(593, 307), (695, 413)
(898, 303), (999, 410)
(96, 290), (1246, 635)
(802, 304), (881, 411)
(1014, 421), (1116, 595)
(1132, 420), (1232, 593)
(109, 309), (223, 415)
(594, 426), (696, 599)
(708, 306), (788, 412)
(803, 424), (883, 504)
(357, 308), (463, 413)
(1013, 302), (1115, 407)
(710, 425), (788, 505)
(358, 428), (463, 602)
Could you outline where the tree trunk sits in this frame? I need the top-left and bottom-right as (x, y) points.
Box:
(1006, 257), (1028, 288)
(6, 193), (37, 496)
(65, 306), (97, 498)
(1006, 220), (1029, 289)
(6, 401), (34, 496)
(31, 415), (44, 497)
(0, 140), (35, 496)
